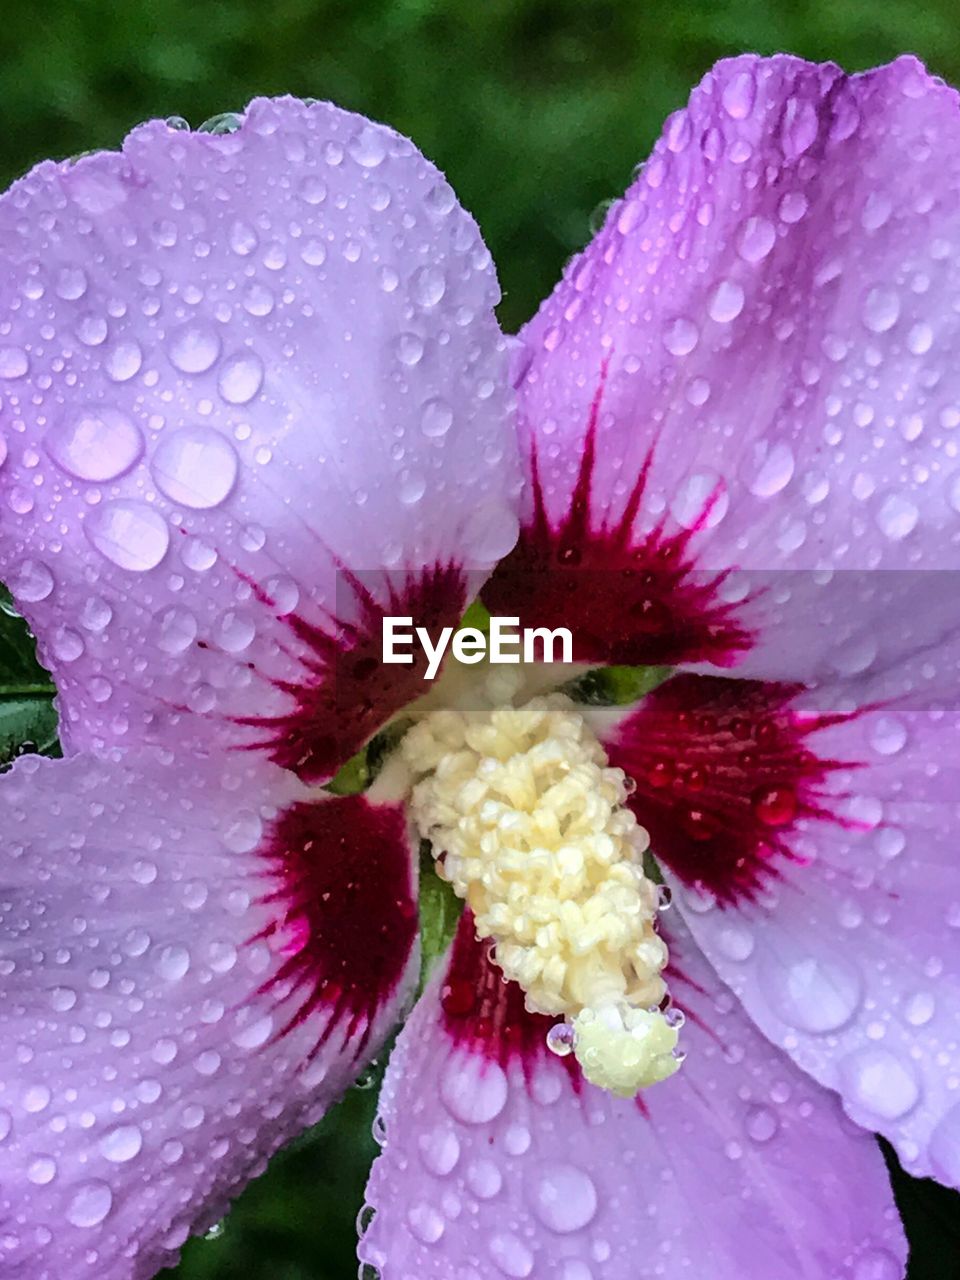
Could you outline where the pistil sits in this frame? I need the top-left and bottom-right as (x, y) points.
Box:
(402, 696), (680, 1096)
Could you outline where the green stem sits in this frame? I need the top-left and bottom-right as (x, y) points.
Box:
(0, 684), (56, 697)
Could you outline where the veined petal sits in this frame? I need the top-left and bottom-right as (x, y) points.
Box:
(0, 99), (519, 775)
(0, 750), (418, 1278)
(603, 675), (960, 1187)
(359, 912), (904, 1279)
(485, 55), (960, 682)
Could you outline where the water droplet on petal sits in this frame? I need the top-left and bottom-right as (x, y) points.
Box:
(529, 1162), (597, 1234)
(876, 493), (918, 541)
(348, 125), (387, 168)
(662, 317), (699, 356)
(861, 286), (900, 334)
(412, 266), (446, 308)
(0, 346), (29, 379)
(8, 559), (54, 603)
(722, 70), (756, 119)
(66, 1179), (113, 1228)
(737, 216), (776, 263)
(743, 440), (794, 497)
(27, 1156), (57, 1185)
(104, 341), (143, 382)
(99, 1124), (143, 1163)
(45, 407), (143, 482)
(440, 1053), (507, 1124)
(708, 279), (745, 323)
(420, 397), (454, 438)
(759, 945), (862, 1033)
(218, 352), (264, 404)
(152, 427), (238, 509)
(670, 470), (728, 529)
(85, 501), (169, 571)
(168, 323), (221, 374)
(395, 333), (424, 366)
(545, 1023), (575, 1057)
(839, 1047), (920, 1120)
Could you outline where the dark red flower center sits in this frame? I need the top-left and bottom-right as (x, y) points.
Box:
(606, 673), (863, 904)
(253, 792), (418, 1057)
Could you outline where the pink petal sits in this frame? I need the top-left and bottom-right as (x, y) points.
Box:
(359, 913), (904, 1279)
(0, 99), (518, 772)
(0, 750), (418, 1277)
(660, 686), (960, 1187)
(485, 54), (960, 681)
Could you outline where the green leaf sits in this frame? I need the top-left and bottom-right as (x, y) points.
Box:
(417, 840), (463, 989)
(0, 697), (59, 765)
(0, 586), (59, 766)
(563, 663), (672, 706)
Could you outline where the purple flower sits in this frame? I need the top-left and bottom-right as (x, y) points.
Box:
(0, 51), (957, 1279)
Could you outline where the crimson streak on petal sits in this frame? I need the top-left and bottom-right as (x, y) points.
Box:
(237, 561), (467, 783)
(254, 793), (418, 1058)
(605, 674), (864, 904)
(440, 911), (580, 1086)
(482, 363), (753, 668)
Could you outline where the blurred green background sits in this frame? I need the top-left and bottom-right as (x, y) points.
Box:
(2, 0), (960, 1276)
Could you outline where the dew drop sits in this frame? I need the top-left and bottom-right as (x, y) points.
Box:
(721, 70), (756, 119)
(85, 501), (169, 572)
(168, 324), (221, 374)
(670, 469), (728, 529)
(412, 266), (446, 308)
(745, 1104), (778, 1143)
(529, 1162), (597, 1233)
(99, 1124), (143, 1163)
(399, 470), (427, 505)
(395, 333), (424, 366)
(152, 427), (238, 509)
(545, 1022), (575, 1057)
(66, 1179), (113, 1228)
(743, 440), (794, 497)
(218, 352), (264, 404)
(420, 397), (454, 438)
(662, 316), (699, 356)
(876, 493), (918, 541)
(27, 1156), (57, 1186)
(737, 216), (776, 263)
(861, 286), (900, 334)
(708, 279), (745, 323)
(418, 1126), (460, 1177)
(758, 946), (862, 1033)
(153, 606), (198, 654)
(156, 945), (190, 982)
(8, 559), (54, 603)
(839, 1047), (920, 1120)
(45, 406), (143, 482)
(489, 1232), (534, 1278)
(0, 346), (29, 379)
(348, 125), (387, 168)
(440, 1054), (507, 1124)
(104, 341), (143, 383)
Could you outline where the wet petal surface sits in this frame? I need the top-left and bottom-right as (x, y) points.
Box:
(360, 912), (904, 1279)
(0, 750), (417, 1277)
(487, 55), (960, 683)
(0, 98), (518, 772)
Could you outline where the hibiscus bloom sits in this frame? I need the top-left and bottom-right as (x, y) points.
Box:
(1, 48), (958, 1279)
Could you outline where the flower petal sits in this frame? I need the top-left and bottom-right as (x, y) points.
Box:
(359, 912), (904, 1279)
(484, 54), (960, 681)
(0, 99), (518, 774)
(0, 750), (418, 1277)
(655, 684), (960, 1187)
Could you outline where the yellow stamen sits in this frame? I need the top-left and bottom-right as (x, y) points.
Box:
(403, 696), (680, 1096)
